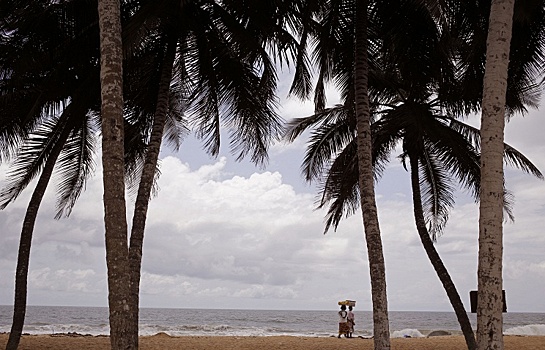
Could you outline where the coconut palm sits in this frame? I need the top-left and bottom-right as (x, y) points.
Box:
(0, 3), (104, 349)
(291, 1), (392, 346)
(354, 1), (391, 347)
(119, 0), (309, 345)
(289, 1), (459, 347)
(97, 0), (130, 348)
(475, 1), (515, 349)
(0, 102), (99, 350)
(444, 1), (545, 348)
(446, 0), (545, 349)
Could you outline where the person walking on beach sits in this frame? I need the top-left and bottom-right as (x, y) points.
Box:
(347, 305), (355, 338)
(338, 305), (349, 338)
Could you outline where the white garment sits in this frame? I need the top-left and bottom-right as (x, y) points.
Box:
(338, 310), (348, 323)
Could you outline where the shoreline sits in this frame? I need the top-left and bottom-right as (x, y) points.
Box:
(2, 333), (545, 350)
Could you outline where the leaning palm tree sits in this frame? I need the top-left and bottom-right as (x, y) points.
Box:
(0, 103), (99, 350)
(119, 0), (308, 345)
(0, 3), (105, 349)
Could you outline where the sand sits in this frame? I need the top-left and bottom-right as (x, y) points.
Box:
(1, 333), (545, 350)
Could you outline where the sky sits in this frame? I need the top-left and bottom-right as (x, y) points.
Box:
(0, 75), (544, 313)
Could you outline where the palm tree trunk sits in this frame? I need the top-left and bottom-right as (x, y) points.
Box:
(477, 1), (515, 349)
(5, 114), (73, 350)
(127, 37), (177, 347)
(97, 0), (132, 349)
(409, 156), (476, 350)
(354, 1), (390, 349)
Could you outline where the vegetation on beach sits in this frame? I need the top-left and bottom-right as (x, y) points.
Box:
(1, 1), (544, 350)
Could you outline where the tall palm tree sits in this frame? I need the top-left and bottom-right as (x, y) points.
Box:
(354, 1), (390, 348)
(289, 1), (393, 346)
(290, 1), (458, 347)
(97, 0), (132, 348)
(476, 1), (515, 349)
(445, 1), (545, 348)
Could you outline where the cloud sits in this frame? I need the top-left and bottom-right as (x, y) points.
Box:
(140, 157), (329, 289)
(1, 125), (544, 312)
(29, 267), (100, 293)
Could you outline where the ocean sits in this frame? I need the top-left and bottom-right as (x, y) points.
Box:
(0, 306), (544, 338)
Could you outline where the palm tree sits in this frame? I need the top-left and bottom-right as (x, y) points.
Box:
(354, 1), (390, 348)
(0, 104), (98, 350)
(289, 1), (393, 346)
(97, 0), (132, 348)
(290, 1), (458, 347)
(445, 1), (545, 348)
(476, 1), (515, 349)
(0, 3), (104, 349)
(125, 34), (178, 349)
(119, 0), (307, 344)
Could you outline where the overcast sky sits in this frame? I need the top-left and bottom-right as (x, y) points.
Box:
(1, 76), (544, 313)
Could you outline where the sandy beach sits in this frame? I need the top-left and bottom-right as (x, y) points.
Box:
(1, 333), (545, 350)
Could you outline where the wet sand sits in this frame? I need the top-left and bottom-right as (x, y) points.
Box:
(1, 333), (545, 350)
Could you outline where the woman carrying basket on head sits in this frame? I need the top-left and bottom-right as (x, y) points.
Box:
(337, 305), (349, 338)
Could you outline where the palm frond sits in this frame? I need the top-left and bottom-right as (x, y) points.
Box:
(0, 106), (71, 209)
(415, 150), (455, 240)
(504, 143), (544, 179)
(300, 109), (353, 182)
(54, 112), (98, 219)
(319, 141), (360, 233)
(503, 187), (515, 223)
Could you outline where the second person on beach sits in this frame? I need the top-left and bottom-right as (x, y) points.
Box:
(347, 305), (355, 338)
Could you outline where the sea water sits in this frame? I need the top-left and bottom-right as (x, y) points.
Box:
(0, 306), (544, 338)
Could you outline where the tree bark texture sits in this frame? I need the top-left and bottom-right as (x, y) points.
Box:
(97, 0), (132, 349)
(409, 157), (476, 350)
(354, 1), (390, 349)
(477, 1), (514, 350)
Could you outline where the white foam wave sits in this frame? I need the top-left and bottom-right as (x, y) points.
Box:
(391, 328), (425, 338)
(9, 323), (111, 336)
(504, 324), (545, 336)
(138, 324), (304, 337)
